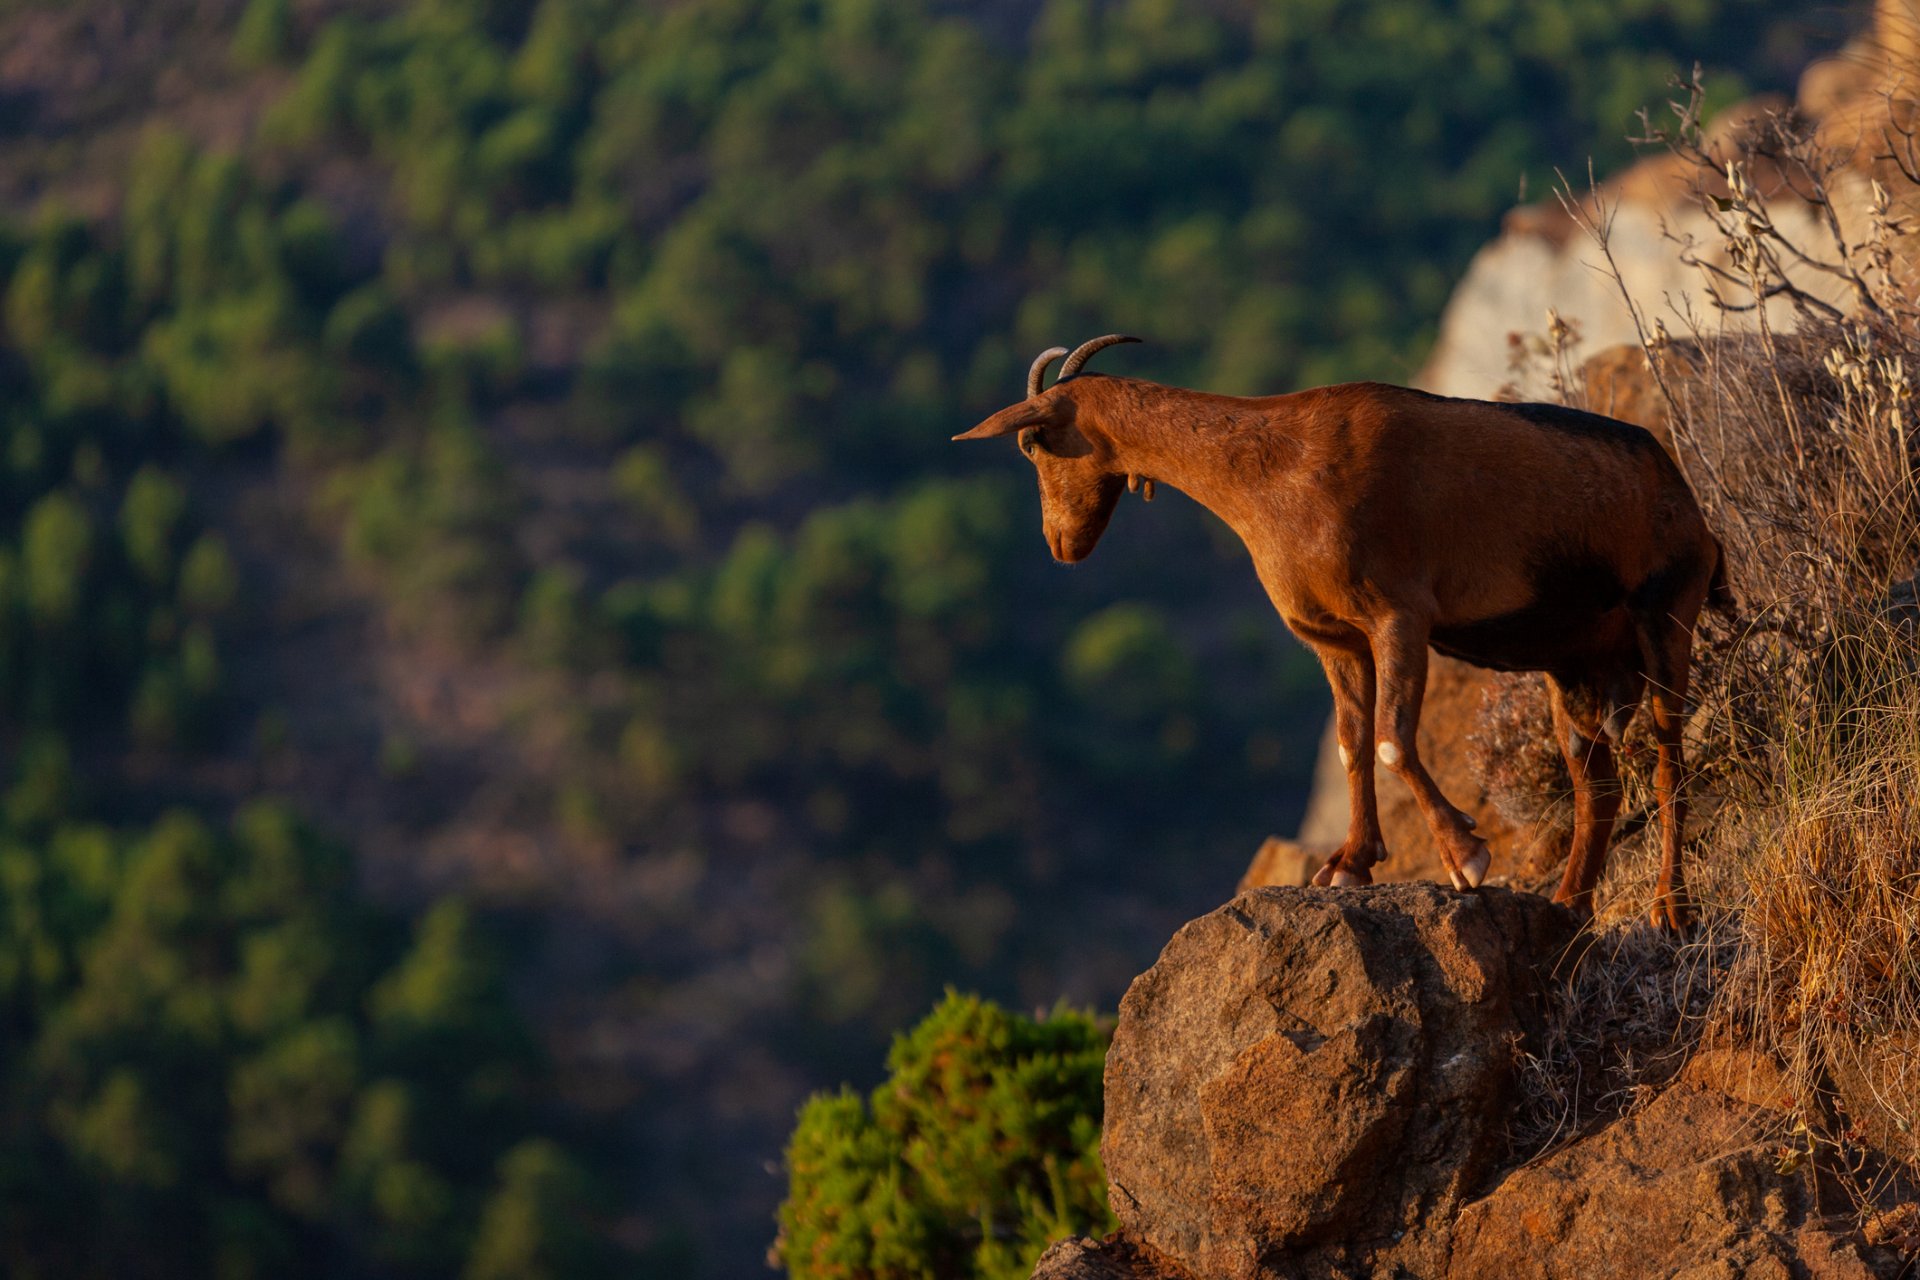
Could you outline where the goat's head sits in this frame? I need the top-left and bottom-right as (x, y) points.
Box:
(953, 334), (1140, 563)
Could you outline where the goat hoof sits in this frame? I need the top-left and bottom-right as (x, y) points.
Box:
(1331, 867), (1370, 888)
(1456, 842), (1491, 890)
(1649, 895), (1693, 933)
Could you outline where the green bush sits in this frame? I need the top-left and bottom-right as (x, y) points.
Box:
(776, 992), (1113, 1280)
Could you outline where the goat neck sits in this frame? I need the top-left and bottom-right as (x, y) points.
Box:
(1070, 374), (1307, 534)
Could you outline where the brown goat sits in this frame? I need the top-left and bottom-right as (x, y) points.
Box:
(957, 335), (1723, 930)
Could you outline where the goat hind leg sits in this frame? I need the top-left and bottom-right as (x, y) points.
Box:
(1309, 641), (1387, 887)
(1370, 615), (1491, 890)
(1640, 624), (1696, 932)
(1546, 674), (1632, 922)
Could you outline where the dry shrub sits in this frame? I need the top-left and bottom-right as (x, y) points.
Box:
(1723, 621), (1920, 1154)
(1504, 70), (1920, 1188)
(1463, 671), (1568, 840)
(1510, 922), (1729, 1154)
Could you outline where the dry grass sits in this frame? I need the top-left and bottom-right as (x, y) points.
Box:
(1498, 74), (1920, 1187)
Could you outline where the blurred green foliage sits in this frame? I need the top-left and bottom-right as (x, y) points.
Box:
(777, 992), (1112, 1280)
(0, 118), (623, 1271)
(0, 798), (621, 1278)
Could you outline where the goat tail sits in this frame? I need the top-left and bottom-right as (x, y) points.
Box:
(1705, 537), (1735, 616)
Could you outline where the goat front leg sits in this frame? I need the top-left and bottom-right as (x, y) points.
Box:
(1307, 639), (1387, 887)
(1370, 613), (1491, 891)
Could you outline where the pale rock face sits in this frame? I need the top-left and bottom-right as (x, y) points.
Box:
(1418, 30), (1904, 402)
(1418, 189), (1862, 400)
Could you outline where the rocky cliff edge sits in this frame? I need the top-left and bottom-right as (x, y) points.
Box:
(1033, 885), (1912, 1280)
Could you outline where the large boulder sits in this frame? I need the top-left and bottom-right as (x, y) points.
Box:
(1040, 887), (1907, 1280)
(1100, 883), (1575, 1279)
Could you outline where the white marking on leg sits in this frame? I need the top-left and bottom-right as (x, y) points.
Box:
(1338, 744), (1352, 769)
(1376, 741), (1402, 768)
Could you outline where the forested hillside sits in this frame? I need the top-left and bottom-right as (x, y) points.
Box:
(0, 0), (1846, 1272)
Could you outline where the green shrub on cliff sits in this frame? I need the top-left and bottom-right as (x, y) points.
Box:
(776, 992), (1112, 1280)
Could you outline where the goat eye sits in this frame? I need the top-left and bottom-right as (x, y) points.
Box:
(1018, 427), (1044, 458)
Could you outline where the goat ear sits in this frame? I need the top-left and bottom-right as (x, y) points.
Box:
(952, 404), (1040, 442)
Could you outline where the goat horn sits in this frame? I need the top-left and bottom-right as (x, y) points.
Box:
(1027, 346), (1070, 397)
(1059, 333), (1141, 378)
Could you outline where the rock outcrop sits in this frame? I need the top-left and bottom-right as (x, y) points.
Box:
(1102, 884), (1572, 1278)
(1038, 886), (1907, 1280)
(1448, 1047), (1891, 1279)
